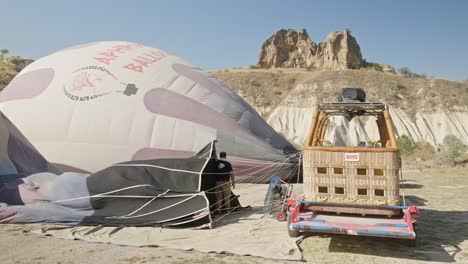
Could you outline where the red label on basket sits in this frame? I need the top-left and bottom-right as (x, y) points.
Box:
(345, 153), (360, 161)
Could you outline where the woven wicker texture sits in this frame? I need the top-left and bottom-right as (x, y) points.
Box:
(303, 149), (400, 206)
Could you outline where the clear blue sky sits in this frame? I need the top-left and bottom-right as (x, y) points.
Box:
(1, 0), (467, 81)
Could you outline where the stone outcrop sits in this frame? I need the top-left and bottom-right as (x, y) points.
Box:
(257, 29), (363, 70)
(8, 56), (33, 72)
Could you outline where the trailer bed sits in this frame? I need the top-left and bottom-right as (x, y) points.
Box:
(292, 212), (415, 239)
(287, 197), (418, 240)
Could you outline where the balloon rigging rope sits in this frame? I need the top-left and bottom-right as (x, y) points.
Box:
(49, 184), (155, 203)
(201, 152), (300, 175)
(44, 152), (300, 224)
(111, 164), (201, 175)
(203, 153), (300, 194)
(115, 189), (171, 218)
(115, 154), (296, 221)
(47, 153), (297, 204)
(112, 154), (298, 221)
(213, 155), (298, 217)
(212, 160), (300, 224)
(106, 193), (200, 219)
(113, 151), (299, 178)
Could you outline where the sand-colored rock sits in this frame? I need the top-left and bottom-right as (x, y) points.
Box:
(257, 29), (363, 70)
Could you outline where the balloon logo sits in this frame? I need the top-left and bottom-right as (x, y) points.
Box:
(63, 66), (138, 101)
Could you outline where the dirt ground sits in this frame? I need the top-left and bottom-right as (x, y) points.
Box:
(0, 168), (467, 264)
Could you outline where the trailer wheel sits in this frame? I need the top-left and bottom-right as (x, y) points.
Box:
(287, 214), (300, 238)
(276, 212), (286, 222)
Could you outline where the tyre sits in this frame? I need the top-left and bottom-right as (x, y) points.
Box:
(276, 212), (286, 222)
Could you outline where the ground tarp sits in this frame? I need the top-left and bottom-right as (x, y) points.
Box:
(28, 183), (302, 261)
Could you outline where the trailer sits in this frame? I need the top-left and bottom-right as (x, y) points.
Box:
(283, 88), (419, 243)
(286, 196), (419, 243)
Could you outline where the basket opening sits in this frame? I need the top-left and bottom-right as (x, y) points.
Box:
(357, 188), (368, 195)
(333, 167), (343, 174)
(335, 187), (345, 194)
(318, 186), (328, 193)
(317, 167), (327, 174)
(375, 189), (385, 196)
(374, 169), (384, 176)
(357, 168), (367, 175)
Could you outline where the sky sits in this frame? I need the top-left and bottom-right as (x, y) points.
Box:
(1, 0), (467, 81)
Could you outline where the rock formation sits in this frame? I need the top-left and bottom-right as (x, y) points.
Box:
(257, 29), (363, 70)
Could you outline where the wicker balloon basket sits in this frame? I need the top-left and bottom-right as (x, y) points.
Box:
(302, 96), (402, 215)
(303, 149), (400, 206)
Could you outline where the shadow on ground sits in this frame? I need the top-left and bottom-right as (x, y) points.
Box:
(212, 206), (263, 228)
(400, 183), (424, 189)
(313, 205), (468, 263)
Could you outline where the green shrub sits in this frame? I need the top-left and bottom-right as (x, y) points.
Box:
(397, 135), (414, 155)
(398, 67), (412, 77)
(412, 73), (428, 79)
(437, 135), (467, 165)
(0, 49), (9, 58)
(362, 60), (384, 72)
(412, 142), (435, 161)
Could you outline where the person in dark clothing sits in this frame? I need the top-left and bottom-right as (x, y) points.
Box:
(215, 152), (234, 214)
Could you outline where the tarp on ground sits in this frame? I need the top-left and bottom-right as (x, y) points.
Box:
(29, 184), (302, 261)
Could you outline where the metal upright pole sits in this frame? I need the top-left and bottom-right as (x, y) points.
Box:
(297, 154), (301, 184)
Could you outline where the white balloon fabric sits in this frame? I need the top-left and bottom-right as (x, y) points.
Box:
(0, 42), (296, 178)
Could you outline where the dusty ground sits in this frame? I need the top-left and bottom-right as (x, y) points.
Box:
(0, 168), (467, 264)
(299, 168), (468, 264)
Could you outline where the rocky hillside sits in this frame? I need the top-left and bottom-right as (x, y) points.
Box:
(212, 68), (468, 148)
(214, 28), (468, 149)
(0, 53), (33, 90)
(257, 29), (363, 70)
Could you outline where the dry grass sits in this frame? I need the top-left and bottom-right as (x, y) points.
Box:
(211, 68), (307, 118)
(212, 68), (468, 119)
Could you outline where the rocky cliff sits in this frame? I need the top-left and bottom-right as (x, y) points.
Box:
(213, 68), (468, 148)
(257, 29), (363, 70)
